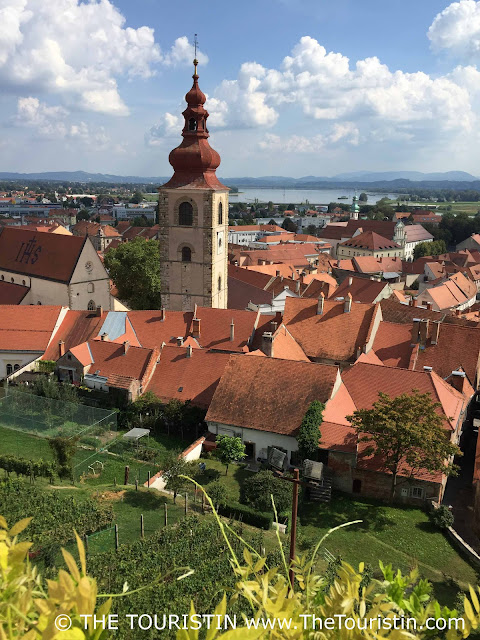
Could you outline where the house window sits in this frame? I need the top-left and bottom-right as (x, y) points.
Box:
(22, 280), (25, 286)
(6, 364), (12, 376)
(179, 202), (193, 226)
(87, 282), (95, 293)
(181, 246), (192, 262)
(88, 300), (96, 311)
(410, 486), (425, 499)
(13, 364), (19, 372)
(218, 201), (223, 225)
(10, 278), (14, 283)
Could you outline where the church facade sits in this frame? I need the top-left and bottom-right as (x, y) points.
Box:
(158, 59), (229, 311)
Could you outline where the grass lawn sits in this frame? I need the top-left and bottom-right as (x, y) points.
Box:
(194, 458), (256, 502)
(0, 425), (53, 460)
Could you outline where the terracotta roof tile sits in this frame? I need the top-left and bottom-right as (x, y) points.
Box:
(0, 305), (63, 351)
(0, 281), (30, 304)
(206, 355), (339, 436)
(330, 275), (388, 304)
(372, 321), (414, 368)
(42, 310), (107, 360)
(0, 228), (87, 283)
(340, 231), (400, 251)
(72, 340), (156, 383)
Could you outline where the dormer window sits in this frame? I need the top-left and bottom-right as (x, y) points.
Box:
(188, 118), (197, 131)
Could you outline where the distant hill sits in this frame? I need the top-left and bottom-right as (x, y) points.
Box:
(0, 170), (478, 190)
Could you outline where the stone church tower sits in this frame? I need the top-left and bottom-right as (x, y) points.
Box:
(158, 58), (229, 311)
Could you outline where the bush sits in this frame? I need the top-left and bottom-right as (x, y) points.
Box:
(431, 505), (454, 530)
(207, 481), (228, 508)
(240, 470), (292, 514)
(217, 501), (273, 529)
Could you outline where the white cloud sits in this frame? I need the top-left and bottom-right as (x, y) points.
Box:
(14, 97), (110, 147)
(0, 0), (162, 116)
(259, 122), (359, 153)
(145, 112), (183, 146)
(428, 0), (480, 60)
(163, 36), (208, 67)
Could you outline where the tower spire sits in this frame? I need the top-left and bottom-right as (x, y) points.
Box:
(193, 33), (198, 76)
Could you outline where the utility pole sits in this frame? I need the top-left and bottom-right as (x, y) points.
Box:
(274, 468), (305, 591)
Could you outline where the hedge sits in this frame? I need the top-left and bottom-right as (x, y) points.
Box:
(0, 454), (56, 480)
(217, 501), (273, 530)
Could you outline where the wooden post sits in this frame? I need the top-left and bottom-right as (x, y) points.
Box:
(194, 487), (197, 504)
(124, 466), (129, 485)
(289, 469), (300, 591)
(140, 514), (144, 539)
(184, 492), (188, 516)
(201, 493), (205, 514)
(135, 478), (138, 491)
(115, 524), (119, 550)
(164, 503), (168, 527)
(114, 476), (117, 487)
(147, 471), (151, 488)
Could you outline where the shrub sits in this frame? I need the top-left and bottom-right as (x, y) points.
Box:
(207, 481), (228, 508)
(240, 470), (292, 514)
(431, 504), (454, 530)
(217, 501), (273, 529)
(297, 400), (324, 460)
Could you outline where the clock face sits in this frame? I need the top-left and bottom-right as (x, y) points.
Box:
(85, 261), (93, 273)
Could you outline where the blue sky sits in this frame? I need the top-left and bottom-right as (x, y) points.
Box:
(0, 0), (479, 178)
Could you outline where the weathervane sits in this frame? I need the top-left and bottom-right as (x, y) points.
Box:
(193, 33), (198, 75)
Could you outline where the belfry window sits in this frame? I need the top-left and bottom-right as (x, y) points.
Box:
(88, 300), (96, 311)
(181, 247), (192, 262)
(179, 201), (193, 226)
(218, 201), (223, 225)
(188, 118), (197, 131)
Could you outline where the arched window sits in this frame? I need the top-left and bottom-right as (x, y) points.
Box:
(179, 202), (193, 226)
(188, 118), (197, 131)
(87, 282), (95, 293)
(22, 280), (25, 286)
(218, 275), (222, 292)
(10, 278), (14, 283)
(13, 364), (19, 372)
(88, 300), (96, 311)
(6, 364), (12, 376)
(218, 201), (223, 225)
(181, 246), (192, 262)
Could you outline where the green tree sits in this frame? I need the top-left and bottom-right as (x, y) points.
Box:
(359, 192), (368, 202)
(162, 453), (195, 503)
(130, 190), (143, 204)
(297, 400), (324, 460)
(240, 469), (292, 513)
(413, 239), (447, 260)
(76, 209), (90, 221)
(347, 390), (461, 501)
(215, 435), (246, 475)
(267, 200), (274, 211)
(207, 480), (228, 509)
(306, 224), (318, 236)
(49, 436), (78, 480)
(103, 237), (161, 309)
(282, 218), (297, 233)
(268, 218), (277, 225)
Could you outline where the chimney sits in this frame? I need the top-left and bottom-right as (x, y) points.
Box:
(317, 292), (325, 315)
(192, 317), (201, 338)
(58, 340), (65, 358)
(411, 298), (417, 307)
(295, 280), (301, 294)
(411, 318), (421, 344)
(425, 302), (432, 311)
(230, 319), (235, 342)
(419, 319), (429, 344)
(276, 270), (281, 276)
(186, 344), (193, 358)
(455, 309), (461, 316)
(100, 332), (108, 341)
(95, 305), (103, 317)
(177, 336), (184, 347)
(450, 370), (466, 393)
(423, 366), (433, 372)
(123, 340), (130, 354)
(344, 293), (352, 313)
(160, 307), (166, 321)
(431, 320), (441, 345)
(262, 331), (274, 357)
(271, 321), (278, 333)
(348, 276), (353, 286)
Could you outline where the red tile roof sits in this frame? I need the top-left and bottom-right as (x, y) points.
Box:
(340, 231), (400, 251)
(283, 297), (379, 361)
(0, 228), (87, 283)
(372, 321), (414, 368)
(330, 275), (388, 304)
(73, 221), (120, 237)
(0, 281), (30, 304)
(0, 305), (63, 351)
(42, 310), (107, 360)
(146, 345), (231, 408)
(206, 355), (339, 436)
(352, 256), (403, 274)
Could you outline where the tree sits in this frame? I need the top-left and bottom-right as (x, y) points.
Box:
(207, 481), (228, 509)
(359, 192), (368, 202)
(347, 390), (461, 501)
(103, 237), (161, 309)
(297, 401), (324, 460)
(49, 436), (78, 480)
(267, 201), (274, 211)
(162, 453), (195, 503)
(215, 435), (246, 475)
(77, 209), (90, 221)
(306, 224), (318, 236)
(413, 240), (447, 260)
(268, 218), (277, 225)
(130, 190), (144, 204)
(282, 218), (297, 233)
(240, 470), (292, 513)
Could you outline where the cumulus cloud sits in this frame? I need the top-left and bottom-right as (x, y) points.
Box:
(163, 36), (208, 67)
(0, 0), (162, 116)
(145, 112), (183, 146)
(14, 97), (110, 147)
(259, 122), (360, 153)
(428, 0), (480, 59)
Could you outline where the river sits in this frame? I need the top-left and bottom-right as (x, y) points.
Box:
(229, 187), (401, 205)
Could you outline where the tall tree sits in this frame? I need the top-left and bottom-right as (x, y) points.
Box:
(104, 237), (162, 310)
(347, 390), (460, 501)
(282, 218), (297, 233)
(215, 435), (246, 475)
(297, 401), (324, 460)
(162, 453), (196, 504)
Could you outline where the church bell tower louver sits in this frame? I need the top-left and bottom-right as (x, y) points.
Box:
(158, 46), (229, 311)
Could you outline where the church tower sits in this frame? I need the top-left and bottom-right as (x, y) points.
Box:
(350, 193), (359, 220)
(158, 56), (229, 311)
